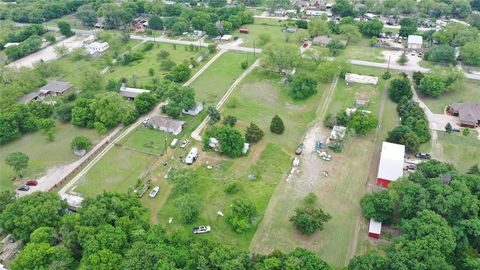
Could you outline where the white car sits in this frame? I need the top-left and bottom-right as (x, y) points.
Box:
(192, 226), (211, 234)
(149, 186), (159, 198)
(180, 139), (189, 148)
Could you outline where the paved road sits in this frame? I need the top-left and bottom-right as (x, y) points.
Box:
(14, 22), (95, 35)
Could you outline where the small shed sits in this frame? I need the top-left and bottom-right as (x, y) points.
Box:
(182, 102), (203, 116)
(407, 35), (423, 50)
(368, 219), (382, 239)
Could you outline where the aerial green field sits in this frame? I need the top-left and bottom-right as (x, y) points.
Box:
(343, 44), (385, 63)
(120, 126), (173, 155)
(189, 51), (255, 106)
(420, 79), (480, 114)
(237, 23), (307, 48)
(0, 122), (103, 192)
(75, 146), (156, 197)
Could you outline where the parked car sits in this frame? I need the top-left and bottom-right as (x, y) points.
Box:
(17, 185), (30, 191)
(192, 226), (211, 234)
(295, 143), (303, 155)
(25, 180), (38, 186)
(415, 153), (432, 159)
(180, 139), (189, 148)
(149, 186), (160, 198)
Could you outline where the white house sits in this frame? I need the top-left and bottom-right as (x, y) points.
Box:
(147, 116), (185, 135)
(345, 73), (379, 85)
(85, 41), (109, 55)
(377, 142), (405, 187)
(407, 35), (423, 50)
(182, 102), (203, 116)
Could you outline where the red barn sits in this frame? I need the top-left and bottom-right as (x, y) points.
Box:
(368, 219), (382, 239)
(376, 142), (405, 187)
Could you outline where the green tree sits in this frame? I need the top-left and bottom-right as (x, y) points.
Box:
(169, 64), (191, 83)
(348, 253), (388, 270)
(209, 0), (227, 7)
(204, 23), (220, 37)
(340, 24), (362, 44)
(164, 85), (195, 118)
(71, 136), (92, 151)
(149, 15), (163, 30)
(9, 243), (55, 270)
(399, 18), (417, 37)
(76, 5), (97, 27)
(207, 106), (221, 124)
(308, 18), (331, 37)
(347, 111), (378, 135)
(387, 125), (420, 152)
(288, 74), (318, 100)
(389, 76), (412, 103)
(261, 43), (301, 72)
(5, 151), (29, 177)
(463, 128), (470, 136)
(217, 125), (245, 158)
(445, 122), (452, 133)
(0, 191), (16, 213)
(425, 45), (456, 64)
(134, 93), (156, 115)
(226, 198), (257, 233)
(79, 249), (123, 270)
(270, 115), (285, 134)
(175, 194), (200, 224)
(460, 41), (480, 65)
(258, 33), (272, 46)
(223, 115), (237, 127)
(332, 0), (356, 17)
(397, 53), (408, 65)
(30, 226), (56, 245)
(57, 21), (74, 37)
(245, 122), (264, 143)
(304, 193), (318, 205)
(0, 192), (67, 241)
(289, 206), (331, 235)
(360, 190), (395, 223)
(418, 74), (447, 97)
(359, 19), (384, 37)
(326, 39), (346, 56)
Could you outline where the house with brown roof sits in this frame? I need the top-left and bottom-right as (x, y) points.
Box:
(18, 80), (74, 104)
(448, 103), (480, 127)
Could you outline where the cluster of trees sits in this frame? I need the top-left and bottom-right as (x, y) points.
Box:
(71, 92), (137, 133)
(168, 169), (201, 224)
(4, 35), (42, 60)
(0, 0), (85, 23)
(325, 110), (378, 136)
(0, 102), (55, 144)
(356, 161), (480, 270)
(204, 125), (246, 158)
(226, 198), (257, 233)
(289, 193), (331, 236)
(414, 70), (463, 97)
(387, 82), (430, 152)
(0, 24), (47, 49)
(0, 190), (332, 270)
(287, 74), (318, 100)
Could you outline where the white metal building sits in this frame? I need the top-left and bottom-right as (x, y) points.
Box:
(377, 142), (405, 187)
(407, 35), (423, 50)
(85, 41), (109, 55)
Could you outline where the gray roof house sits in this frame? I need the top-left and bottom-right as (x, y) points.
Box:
(119, 83), (150, 100)
(147, 116), (185, 135)
(18, 80), (74, 104)
(312, 35), (331, 46)
(449, 103), (480, 127)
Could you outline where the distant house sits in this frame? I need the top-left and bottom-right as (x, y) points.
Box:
(182, 102), (203, 116)
(448, 103), (480, 127)
(312, 35), (331, 46)
(306, 10), (325, 16)
(119, 83), (150, 100)
(85, 41), (109, 55)
(19, 80), (74, 104)
(147, 116), (185, 135)
(368, 219), (382, 239)
(407, 35), (423, 50)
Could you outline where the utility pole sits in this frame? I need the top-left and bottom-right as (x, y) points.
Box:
(387, 55), (391, 72)
(253, 39), (256, 57)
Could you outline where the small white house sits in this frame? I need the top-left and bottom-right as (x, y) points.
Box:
(407, 35), (423, 50)
(182, 102), (203, 116)
(85, 41), (109, 55)
(147, 116), (185, 135)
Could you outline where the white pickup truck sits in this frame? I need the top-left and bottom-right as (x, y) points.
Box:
(192, 226), (211, 234)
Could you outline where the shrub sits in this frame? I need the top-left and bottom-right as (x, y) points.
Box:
(287, 74), (318, 100)
(245, 122), (264, 143)
(304, 193), (318, 205)
(70, 136), (92, 151)
(223, 115), (237, 127)
(270, 115), (285, 134)
(175, 194), (200, 224)
(225, 182), (242, 194)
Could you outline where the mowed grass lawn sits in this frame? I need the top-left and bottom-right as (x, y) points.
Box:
(74, 147), (155, 197)
(120, 126), (173, 155)
(419, 131), (480, 173)
(190, 52), (255, 106)
(237, 23), (307, 48)
(343, 41), (385, 63)
(104, 43), (211, 86)
(0, 123), (103, 191)
(420, 79), (480, 114)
